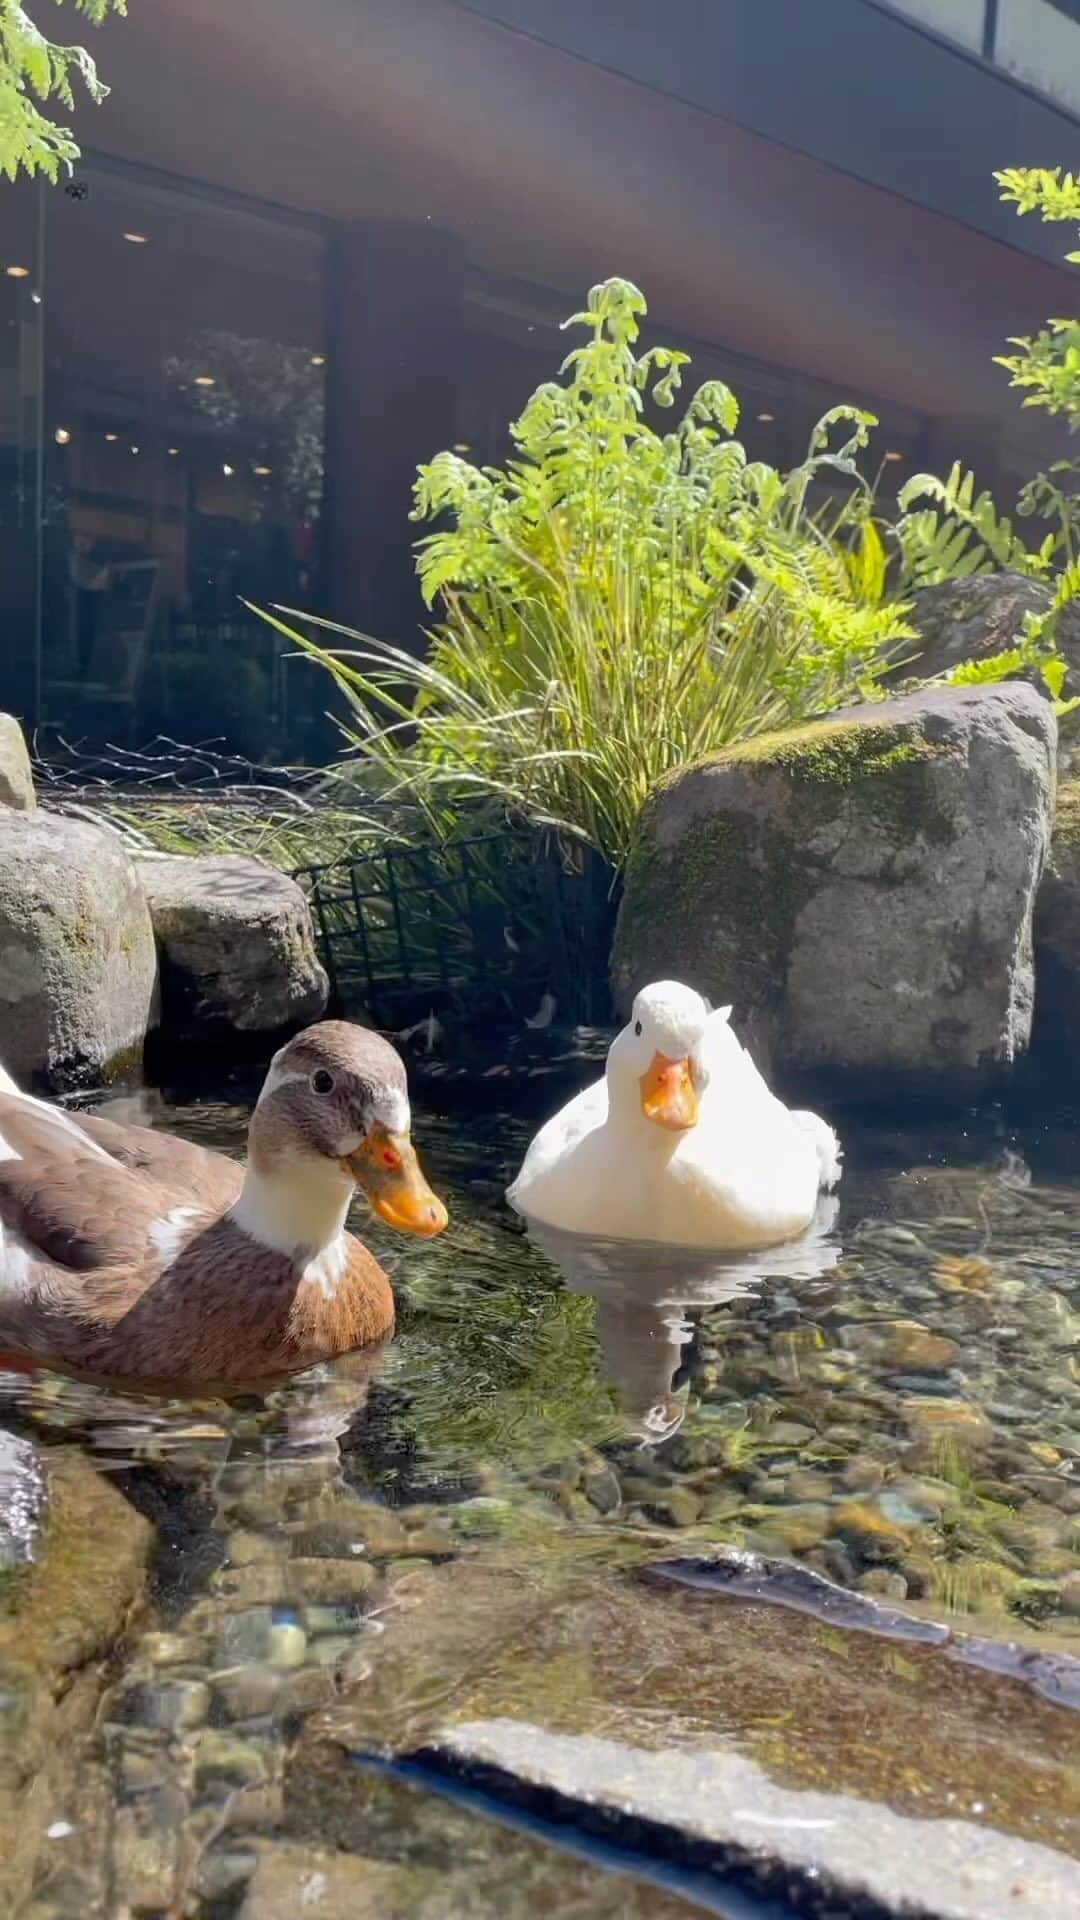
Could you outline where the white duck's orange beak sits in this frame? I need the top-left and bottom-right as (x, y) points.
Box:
(344, 1127), (449, 1237)
(640, 1052), (699, 1131)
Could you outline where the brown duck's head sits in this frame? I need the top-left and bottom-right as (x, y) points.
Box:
(251, 1022), (448, 1238)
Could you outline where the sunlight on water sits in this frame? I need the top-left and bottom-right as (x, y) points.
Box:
(2, 1084), (1079, 1915)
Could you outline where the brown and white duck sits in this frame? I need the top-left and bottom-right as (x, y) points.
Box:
(0, 1022), (447, 1392)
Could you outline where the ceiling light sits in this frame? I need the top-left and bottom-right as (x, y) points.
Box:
(884, 450), (904, 463)
(222, 464), (235, 477)
(5, 265), (30, 279)
(105, 433), (118, 442)
(30, 291), (41, 305)
(168, 447), (179, 456)
(54, 427), (71, 445)
(452, 442), (472, 454)
(131, 445), (140, 454)
(123, 232), (149, 245)
(757, 411), (775, 423)
(253, 464), (272, 476)
(194, 375), (216, 388)
(310, 354), (326, 368)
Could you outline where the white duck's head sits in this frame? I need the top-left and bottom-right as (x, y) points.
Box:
(607, 982), (719, 1134)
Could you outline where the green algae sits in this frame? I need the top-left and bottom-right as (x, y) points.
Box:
(1050, 774), (1080, 863)
(614, 711), (961, 1006)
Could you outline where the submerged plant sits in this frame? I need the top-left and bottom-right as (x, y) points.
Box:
(260, 279), (921, 868)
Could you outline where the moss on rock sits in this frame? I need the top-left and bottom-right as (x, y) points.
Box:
(1048, 774), (1080, 866)
(701, 713), (941, 781)
(614, 684), (1056, 1089)
(617, 709), (961, 1023)
(0, 1451), (151, 1913)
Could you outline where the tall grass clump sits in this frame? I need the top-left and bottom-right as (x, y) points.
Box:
(257, 280), (973, 867)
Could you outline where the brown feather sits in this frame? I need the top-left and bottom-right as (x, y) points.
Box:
(0, 1021), (418, 1390)
(71, 1108), (241, 1211)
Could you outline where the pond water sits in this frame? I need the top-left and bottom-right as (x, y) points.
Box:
(2, 1075), (1079, 1918)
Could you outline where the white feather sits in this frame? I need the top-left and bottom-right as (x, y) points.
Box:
(508, 983), (841, 1251)
(228, 1159), (353, 1259)
(148, 1206), (203, 1267)
(303, 1233), (350, 1300)
(0, 1215), (35, 1297)
(0, 1061), (117, 1165)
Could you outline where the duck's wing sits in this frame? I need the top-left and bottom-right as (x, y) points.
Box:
(701, 1016), (842, 1175)
(70, 1109), (241, 1213)
(0, 1093), (192, 1276)
(700, 1011), (786, 1119)
(506, 1073), (608, 1206)
(789, 1109), (843, 1190)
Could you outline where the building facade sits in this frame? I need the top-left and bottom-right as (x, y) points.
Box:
(1, 0), (1078, 757)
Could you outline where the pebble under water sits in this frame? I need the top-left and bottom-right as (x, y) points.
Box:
(1, 1076), (1078, 1919)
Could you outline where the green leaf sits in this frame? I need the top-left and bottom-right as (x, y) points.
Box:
(0, 0), (126, 180)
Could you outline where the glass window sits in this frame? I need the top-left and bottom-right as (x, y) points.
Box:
(37, 167), (326, 757)
(997, 0), (1080, 113)
(0, 180), (44, 727)
(880, 0), (987, 52)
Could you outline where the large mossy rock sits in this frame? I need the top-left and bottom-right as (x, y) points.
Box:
(612, 684), (1056, 1095)
(0, 1446), (151, 1914)
(136, 853), (329, 1044)
(0, 714), (35, 812)
(0, 812), (159, 1090)
(905, 573), (1080, 691)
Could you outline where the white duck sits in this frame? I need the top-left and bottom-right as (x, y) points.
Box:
(507, 982), (840, 1250)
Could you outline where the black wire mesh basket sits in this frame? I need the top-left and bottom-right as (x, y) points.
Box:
(30, 734), (619, 1060)
(293, 826), (617, 1036)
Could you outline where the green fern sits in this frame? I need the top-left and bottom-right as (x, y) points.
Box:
(260, 280), (921, 867)
(895, 462), (1049, 591)
(994, 167), (1080, 425)
(0, 1), (127, 182)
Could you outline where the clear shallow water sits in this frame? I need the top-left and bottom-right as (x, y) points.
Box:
(2, 1082), (1079, 1916)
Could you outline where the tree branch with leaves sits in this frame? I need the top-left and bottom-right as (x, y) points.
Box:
(995, 166), (1080, 428)
(0, 0), (127, 182)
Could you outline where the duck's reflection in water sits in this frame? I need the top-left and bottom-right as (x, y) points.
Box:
(0, 1340), (390, 1521)
(525, 1197), (841, 1446)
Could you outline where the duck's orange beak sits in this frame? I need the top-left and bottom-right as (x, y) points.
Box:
(345, 1128), (449, 1237)
(640, 1052), (699, 1132)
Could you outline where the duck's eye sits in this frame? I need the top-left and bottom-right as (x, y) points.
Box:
(634, 1020), (643, 1038)
(311, 1069), (335, 1095)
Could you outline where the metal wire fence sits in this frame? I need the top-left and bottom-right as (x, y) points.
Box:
(295, 830), (616, 1031)
(32, 733), (617, 1035)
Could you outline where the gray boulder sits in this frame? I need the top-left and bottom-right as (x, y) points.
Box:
(0, 812), (159, 1090)
(0, 714), (35, 811)
(903, 572), (1080, 693)
(612, 683), (1056, 1095)
(136, 853), (328, 1042)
